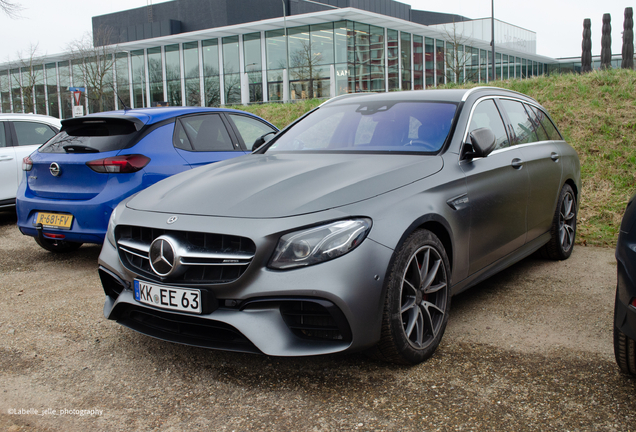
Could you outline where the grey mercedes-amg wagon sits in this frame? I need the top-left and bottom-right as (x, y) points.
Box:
(98, 88), (580, 364)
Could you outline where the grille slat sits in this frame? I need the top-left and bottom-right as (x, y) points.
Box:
(116, 225), (255, 285)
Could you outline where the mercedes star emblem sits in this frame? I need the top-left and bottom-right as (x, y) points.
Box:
(167, 216), (178, 224)
(49, 162), (61, 177)
(149, 236), (178, 277)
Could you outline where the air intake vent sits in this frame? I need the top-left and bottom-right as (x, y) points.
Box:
(280, 300), (351, 342)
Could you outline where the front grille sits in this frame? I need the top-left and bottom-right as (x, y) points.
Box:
(279, 300), (352, 342)
(116, 225), (256, 285)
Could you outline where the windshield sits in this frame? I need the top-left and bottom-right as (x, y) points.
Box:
(267, 101), (457, 153)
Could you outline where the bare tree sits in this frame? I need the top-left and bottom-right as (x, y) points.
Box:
(289, 40), (322, 99)
(67, 27), (117, 113)
(0, 0), (23, 18)
(441, 22), (478, 84)
(9, 43), (42, 113)
(203, 66), (221, 106)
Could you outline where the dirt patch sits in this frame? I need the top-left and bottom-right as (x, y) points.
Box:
(0, 209), (634, 431)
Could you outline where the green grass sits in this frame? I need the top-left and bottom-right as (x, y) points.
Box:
(228, 99), (322, 130)
(233, 69), (636, 247)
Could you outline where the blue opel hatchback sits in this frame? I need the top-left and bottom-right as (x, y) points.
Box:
(16, 107), (277, 253)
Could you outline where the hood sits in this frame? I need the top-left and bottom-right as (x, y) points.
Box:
(127, 153), (444, 218)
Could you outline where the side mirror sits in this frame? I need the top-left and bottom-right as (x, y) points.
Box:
(252, 131), (277, 151)
(468, 127), (496, 158)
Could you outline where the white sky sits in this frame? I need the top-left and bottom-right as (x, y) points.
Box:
(0, 0), (632, 62)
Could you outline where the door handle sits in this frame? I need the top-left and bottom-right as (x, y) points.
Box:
(511, 158), (524, 169)
(0, 156), (13, 161)
(550, 152), (560, 161)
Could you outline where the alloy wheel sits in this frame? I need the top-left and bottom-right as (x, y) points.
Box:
(399, 245), (448, 349)
(559, 191), (576, 253)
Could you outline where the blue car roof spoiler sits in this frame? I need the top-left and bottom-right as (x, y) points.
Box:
(61, 115), (146, 132)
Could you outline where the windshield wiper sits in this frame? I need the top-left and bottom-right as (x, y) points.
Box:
(63, 144), (100, 153)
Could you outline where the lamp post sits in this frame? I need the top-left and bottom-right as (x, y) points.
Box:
(491, 0), (495, 81)
(282, 0), (287, 36)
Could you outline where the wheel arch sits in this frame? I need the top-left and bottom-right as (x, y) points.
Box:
(564, 178), (579, 205)
(387, 214), (455, 277)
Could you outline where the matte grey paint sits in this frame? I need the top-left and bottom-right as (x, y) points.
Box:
(126, 153), (444, 218)
(99, 88), (581, 357)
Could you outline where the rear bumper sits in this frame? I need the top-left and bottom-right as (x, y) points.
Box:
(16, 179), (145, 245)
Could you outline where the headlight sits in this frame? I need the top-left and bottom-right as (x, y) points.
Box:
(106, 206), (117, 247)
(269, 218), (372, 270)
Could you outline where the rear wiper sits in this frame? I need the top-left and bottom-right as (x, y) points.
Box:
(63, 144), (100, 153)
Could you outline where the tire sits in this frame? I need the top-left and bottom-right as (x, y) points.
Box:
(614, 326), (636, 377)
(34, 236), (83, 253)
(372, 229), (451, 365)
(541, 184), (576, 260)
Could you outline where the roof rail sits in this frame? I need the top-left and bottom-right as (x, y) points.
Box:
(460, 86), (538, 103)
(319, 92), (376, 107)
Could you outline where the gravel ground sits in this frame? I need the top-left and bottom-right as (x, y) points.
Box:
(0, 208), (634, 431)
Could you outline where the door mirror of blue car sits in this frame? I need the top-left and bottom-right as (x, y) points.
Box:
(252, 131), (277, 151)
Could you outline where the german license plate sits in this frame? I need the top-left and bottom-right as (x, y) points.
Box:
(134, 280), (202, 314)
(35, 212), (73, 229)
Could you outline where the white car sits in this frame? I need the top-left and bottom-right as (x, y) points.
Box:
(0, 114), (61, 209)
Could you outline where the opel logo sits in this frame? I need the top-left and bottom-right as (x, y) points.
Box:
(167, 216), (178, 224)
(49, 162), (61, 177)
(149, 236), (180, 277)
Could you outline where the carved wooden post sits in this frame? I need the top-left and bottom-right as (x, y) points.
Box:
(600, 13), (612, 69)
(622, 7), (634, 69)
(581, 19), (592, 73)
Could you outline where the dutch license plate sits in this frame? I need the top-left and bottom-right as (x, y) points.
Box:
(134, 280), (202, 314)
(35, 212), (73, 229)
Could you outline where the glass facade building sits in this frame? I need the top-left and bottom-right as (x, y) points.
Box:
(0, 8), (562, 118)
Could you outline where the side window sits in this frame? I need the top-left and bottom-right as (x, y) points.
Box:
(525, 105), (549, 142)
(13, 121), (57, 146)
(227, 114), (276, 148)
(499, 99), (538, 145)
(468, 99), (509, 150)
(0, 123), (5, 147)
(173, 114), (234, 152)
(531, 106), (562, 141)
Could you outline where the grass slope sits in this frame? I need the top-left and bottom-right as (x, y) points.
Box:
(233, 69), (636, 246)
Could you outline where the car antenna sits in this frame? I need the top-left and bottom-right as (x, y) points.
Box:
(111, 84), (131, 112)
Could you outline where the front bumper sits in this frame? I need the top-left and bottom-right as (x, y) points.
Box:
(98, 210), (394, 357)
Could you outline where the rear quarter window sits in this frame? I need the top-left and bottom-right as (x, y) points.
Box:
(13, 121), (57, 146)
(532, 106), (563, 141)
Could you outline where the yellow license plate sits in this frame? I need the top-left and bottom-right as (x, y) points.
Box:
(36, 212), (74, 229)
